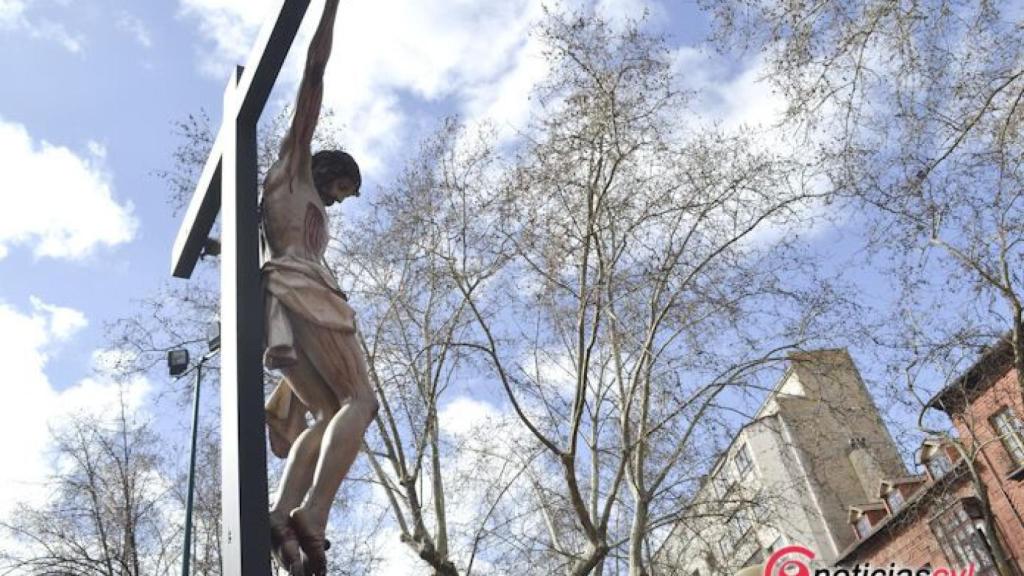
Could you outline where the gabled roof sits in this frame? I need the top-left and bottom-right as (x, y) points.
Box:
(848, 501), (886, 520)
(878, 475), (927, 498)
(917, 437), (959, 465)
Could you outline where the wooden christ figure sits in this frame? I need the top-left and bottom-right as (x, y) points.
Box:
(260, 1), (378, 574)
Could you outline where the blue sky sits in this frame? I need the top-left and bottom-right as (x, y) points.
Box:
(0, 0), (931, 548)
(0, 0), (834, 506)
(0, 0), (738, 410)
(0, 1), (215, 385)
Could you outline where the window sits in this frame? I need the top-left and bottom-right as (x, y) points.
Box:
(714, 466), (734, 497)
(734, 508), (753, 538)
(717, 510), (752, 563)
(991, 408), (1024, 467)
(931, 503), (996, 576)
(926, 450), (953, 479)
(855, 514), (872, 539)
(886, 489), (905, 513)
(734, 443), (754, 478)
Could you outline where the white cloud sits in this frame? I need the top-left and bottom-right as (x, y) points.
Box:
(0, 299), (151, 517)
(29, 296), (87, 340)
(670, 48), (789, 134)
(714, 58), (788, 134)
(461, 32), (549, 140)
(373, 527), (426, 574)
(54, 370), (151, 420)
(438, 396), (502, 438)
(0, 0), (84, 53)
(116, 11), (153, 48)
(177, 0), (272, 78)
(30, 18), (83, 52)
(0, 0), (27, 26)
(86, 139), (107, 159)
(596, 0), (666, 29)
(178, 0), (601, 176)
(0, 118), (137, 261)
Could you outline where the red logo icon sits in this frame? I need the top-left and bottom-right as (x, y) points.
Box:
(763, 545), (816, 576)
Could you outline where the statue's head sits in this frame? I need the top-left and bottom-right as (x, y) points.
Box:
(312, 150), (361, 206)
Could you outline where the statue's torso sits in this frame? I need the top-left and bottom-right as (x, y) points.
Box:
(262, 160), (329, 262)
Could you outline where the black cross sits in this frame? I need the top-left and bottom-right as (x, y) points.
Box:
(170, 1), (311, 573)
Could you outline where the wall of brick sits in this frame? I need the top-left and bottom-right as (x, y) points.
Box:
(951, 368), (1024, 570)
(840, 367), (1024, 573)
(841, 475), (977, 569)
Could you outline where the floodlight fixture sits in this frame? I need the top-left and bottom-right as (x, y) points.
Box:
(168, 348), (190, 377)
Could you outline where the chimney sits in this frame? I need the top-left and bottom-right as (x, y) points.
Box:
(847, 437), (886, 500)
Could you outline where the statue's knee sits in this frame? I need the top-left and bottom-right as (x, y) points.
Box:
(311, 402), (339, 424)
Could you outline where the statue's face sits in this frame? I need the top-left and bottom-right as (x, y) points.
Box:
(322, 177), (359, 206)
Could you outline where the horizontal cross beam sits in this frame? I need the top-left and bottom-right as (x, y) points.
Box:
(170, 131), (222, 278)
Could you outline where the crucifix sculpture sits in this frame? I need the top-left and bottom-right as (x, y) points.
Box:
(171, 2), (375, 575)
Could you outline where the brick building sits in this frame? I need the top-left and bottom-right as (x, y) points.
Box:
(836, 339), (1024, 575)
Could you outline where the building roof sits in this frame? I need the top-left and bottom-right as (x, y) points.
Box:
(848, 501), (887, 515)
(878, 475), (927, 497)
(881, 474), (928, 488)
(753, 348), (850, 419)
(927, 336), (1015, 415)
(835, 459), (969, 564)
(691, 350), (851, 497)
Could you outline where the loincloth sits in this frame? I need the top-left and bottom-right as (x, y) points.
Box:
(262, 255), (356, 458)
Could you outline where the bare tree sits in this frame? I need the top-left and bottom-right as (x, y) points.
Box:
(170, 422), (223, 576)
(91, 8), (851, 576)
(0, 394), (178, 576)
(701, 0), (1024, 399)
(694, 5), (1024, 572)
(422, 10), (841, 576)
(323, 118), (535, 575)
(894, 339), (1016, 576)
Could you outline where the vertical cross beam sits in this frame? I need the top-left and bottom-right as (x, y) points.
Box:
(169, 2), (312, 574)
(220, 65), (271, 576)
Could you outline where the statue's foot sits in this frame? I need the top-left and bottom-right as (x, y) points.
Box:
(289, 508), (329, 576)
(270, 516), (305, 576)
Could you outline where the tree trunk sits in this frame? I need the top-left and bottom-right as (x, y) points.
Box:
(628, 497), (650, 576)
(570, 543), (611, 576)
(1011, 302), (1024, 405)
(963, 451), (1015, 576)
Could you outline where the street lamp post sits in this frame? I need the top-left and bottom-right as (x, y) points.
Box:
(169, 321), (220, 576)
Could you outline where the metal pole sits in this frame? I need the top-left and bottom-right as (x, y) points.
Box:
(182, 359), (204, 576)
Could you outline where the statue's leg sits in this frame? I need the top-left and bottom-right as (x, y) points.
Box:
(270, 349), (340, 575)
(271, 349), (339, 521)
(288, 320), (378, 535)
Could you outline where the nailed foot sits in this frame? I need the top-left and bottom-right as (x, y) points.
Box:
(270, 515), (305, 576)
(290, 508), (330, 576)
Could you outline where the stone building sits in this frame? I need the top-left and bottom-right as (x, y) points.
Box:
(836, 338), (1024, 576)
(655, 350), (907, 576)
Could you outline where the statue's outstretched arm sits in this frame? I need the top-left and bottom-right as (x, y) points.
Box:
(281, 0), (340, 171)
